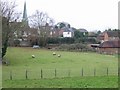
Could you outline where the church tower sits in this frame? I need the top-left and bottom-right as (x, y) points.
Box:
(22, 1), (28, 27)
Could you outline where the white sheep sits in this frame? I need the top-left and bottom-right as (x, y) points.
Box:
(32, 55), (35, 58)
(58, 54), (61, 57)
(53, 52), (56, 55)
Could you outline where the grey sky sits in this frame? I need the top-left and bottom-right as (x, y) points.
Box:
(15, 0), (119, 31)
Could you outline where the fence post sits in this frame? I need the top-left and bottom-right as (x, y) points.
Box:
(107, 67), (108, 76)
(41, 69), (43, 79)
(94, 68), (96, 76)
(10, 71), (12, 80)
(55, 68), (57, 78)
(25, 70), (28, 79)
(81, 68), (83, 76)
(68, 69), (71, 77)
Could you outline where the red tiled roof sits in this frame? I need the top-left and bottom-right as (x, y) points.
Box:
(99, 40), (120, 48)
(105, 31), (119, 37)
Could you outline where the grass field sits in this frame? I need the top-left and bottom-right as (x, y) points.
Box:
(3, 76), (118, 88)
(2, 47), (118, 88)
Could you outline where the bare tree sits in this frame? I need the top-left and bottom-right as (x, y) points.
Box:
(1, 0), (21, 58)
(29, 10), (54, 46)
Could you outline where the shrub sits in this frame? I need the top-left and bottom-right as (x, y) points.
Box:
(47, 37), (59, 44)
(14, 40), (20, 46)
(57, 43), (95, 52)
(47, 37), (75, 44)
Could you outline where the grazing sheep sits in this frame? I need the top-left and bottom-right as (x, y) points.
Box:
(32, 55), (35, 58)
(58, 54), (61, 57)
(53, 52), (56, 55)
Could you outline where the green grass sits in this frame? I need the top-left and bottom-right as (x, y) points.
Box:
(2, 76), (118, 88)
(2, 47), (118, 88)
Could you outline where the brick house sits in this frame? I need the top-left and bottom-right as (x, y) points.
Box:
(62, 27), (74, 37)
(97, 31), (119, 43)
(51, 22), (75, 38)
(98, 40), (120, 54)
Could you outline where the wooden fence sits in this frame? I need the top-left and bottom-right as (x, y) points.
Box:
(5, 67), (117, 80)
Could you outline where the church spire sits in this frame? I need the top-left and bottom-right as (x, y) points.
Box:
(22, 1), (28, 26)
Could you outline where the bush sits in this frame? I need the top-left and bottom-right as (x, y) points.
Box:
(47, 37), (59, 44)
(14, 40), (20, 46)
(57, 43), (85, 51)
(74, 38), (97, 44)
(47, 37), (75, 44)
(57, 43), (96, 52)
(60, 37), (75, 44)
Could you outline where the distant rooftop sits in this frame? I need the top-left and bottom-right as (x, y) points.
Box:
(99, 40), (120, 48)
(105, 31), (119, 37)
(78, 28), (88, 32)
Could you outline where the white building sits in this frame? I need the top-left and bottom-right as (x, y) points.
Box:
(63, 32), (72, 37)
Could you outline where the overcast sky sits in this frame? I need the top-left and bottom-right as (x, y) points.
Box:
(15, 0), (119, 31)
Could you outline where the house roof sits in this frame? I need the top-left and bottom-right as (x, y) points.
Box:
(105, 31), (119, 37)
(97, 31), (120, 40)
(62, 27), (74, 32)
(99, 40), (120, 48)
(71, 27), (77, 31)
(78, 28), (88, 32)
